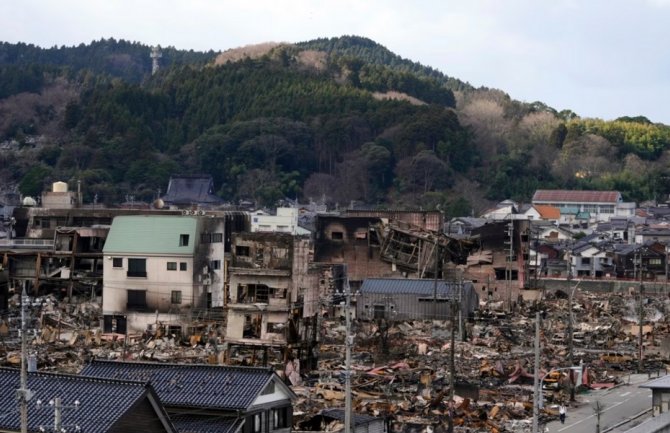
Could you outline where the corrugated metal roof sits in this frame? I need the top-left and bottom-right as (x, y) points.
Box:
(81, 360), (292, 411)
(0, 368), (171, 433)
(359, 278), (462, 296)
(103, 215), (198, 255)
(533, 190), (621, 204)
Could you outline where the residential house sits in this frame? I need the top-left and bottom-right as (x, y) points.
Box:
(635, 224), (670, 245)
(102, 215), (225, 334)
(81, 360), (296, 433)
(0, 368), (175, 433)
(445, 217), (486, 237)
(479, 200), (520, 221)
(596, 218), (634, 244)
(532, 189), (636, 222)
(524, 205), (560, 222)
(568, 236), (615, 278)
(612, 242), (666, 279)
(355, 278), (478, 321)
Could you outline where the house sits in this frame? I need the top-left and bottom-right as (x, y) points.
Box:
(81, 360), (296, 433)
(445, 217), (486, 237)
(524, 205), (560, 222)
(532, 190), (636, 222)
(479, 200), (519, 221)
(568, 237), (615, 278)
(0, 368), (175, 433)
(102, 215), (225, 334)
(161, 175), (223, 208)
(355, 278), (478, 321)
(596, 217), (634, 243)
(612, 242), (666, 279)
(635, 225), (670, 245)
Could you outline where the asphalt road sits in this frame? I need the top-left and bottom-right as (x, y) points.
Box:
(543, 374), (652, 433)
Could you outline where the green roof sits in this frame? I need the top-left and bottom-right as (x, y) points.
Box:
(103, 215), (198, 255)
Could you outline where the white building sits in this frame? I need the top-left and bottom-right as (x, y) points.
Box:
(251, 208), (310, 235)
(102, 215), (225, 333)
(532, 190), (635, 222)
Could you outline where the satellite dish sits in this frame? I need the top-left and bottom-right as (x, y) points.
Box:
(153, 198), (165, 209)
(23, 196), (37, 207)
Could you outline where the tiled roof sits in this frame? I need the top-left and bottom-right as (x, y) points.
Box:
(359, 278), (468, 297)
(533, 205), (560, 220)
(0, 368), (169, 433)
(170, 415), (243, 433)
(162, 175), (222, 205)
(81, 360), (282, 411)
(533, 190), (621, 204)
(103, 215), (198, 255)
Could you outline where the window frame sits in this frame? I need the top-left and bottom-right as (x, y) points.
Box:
(167, 262), (177, 271)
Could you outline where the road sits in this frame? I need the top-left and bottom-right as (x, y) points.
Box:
(543, 374), (652, 433)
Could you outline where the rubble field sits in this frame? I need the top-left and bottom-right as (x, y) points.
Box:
(1, 289), (669, 432)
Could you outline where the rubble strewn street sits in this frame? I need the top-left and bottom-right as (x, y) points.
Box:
(2, 287), (668, 432)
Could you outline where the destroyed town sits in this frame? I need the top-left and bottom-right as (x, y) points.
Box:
(3, 182), (670, 433)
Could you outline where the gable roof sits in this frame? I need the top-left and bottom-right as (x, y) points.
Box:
(170, 415), (243, 433)
(81, 360), (294, 411)
(533, 190), (621, 204)
(533, 205), (560, 220)
(0, 368), (174, 433)
(162, 175), (222, 205)
(103, 216), (198, 255)
(359, 278), (470, 297)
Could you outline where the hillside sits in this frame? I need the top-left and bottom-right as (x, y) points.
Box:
(1, 36), (670, 215)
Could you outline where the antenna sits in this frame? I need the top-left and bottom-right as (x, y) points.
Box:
(151, 46), (162, 75)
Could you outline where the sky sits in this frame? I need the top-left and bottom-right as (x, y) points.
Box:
(2, 0), (670, 124)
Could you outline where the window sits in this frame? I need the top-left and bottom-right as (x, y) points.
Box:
(649, 258), (662, 265)
(200, 233), (211, 243)
(262, 382), (276, 395)
(167, 262), (177, 271)
(581, 257), (591, 265)
(236, 245), (250, 256)
(211, 260), (221, 270)
(127, 290), (147, 310)
(179, 234), (189, 246)
(273, 407), (288, 429)
(179, 262), (187, 271)
(254, 414), (262, 433)
(212, 233), (223, 243)
(112, 257), (123, 268)
(127, 258), (147, 277)
(331, 231), (344, 240)
(171, 290), (182, 304)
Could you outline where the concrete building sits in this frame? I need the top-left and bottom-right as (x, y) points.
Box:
(102, 215), (225, 333)
(251, 208), (309, 235)
(532, 190), (636, 222)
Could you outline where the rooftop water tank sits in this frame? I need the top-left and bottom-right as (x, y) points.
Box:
(22, 196), (37, 207)
(52, 181), (68, 192)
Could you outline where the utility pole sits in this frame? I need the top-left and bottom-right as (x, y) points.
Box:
(448, 291), (456, 433)
(639, 283), (644, 373)
(532, 311), (540, 433)
(17, 286), (31, 433)
(505, 219), (514, 311)
(344, 269), (353, 433)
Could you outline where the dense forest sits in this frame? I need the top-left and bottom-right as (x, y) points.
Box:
(1, 36), (669, 216)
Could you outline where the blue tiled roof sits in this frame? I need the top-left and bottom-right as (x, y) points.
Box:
(0, 368), (169, 433)
(359, 278), (460, 297)
(170, 415), (243, 433)
(81, 360), (280, 411)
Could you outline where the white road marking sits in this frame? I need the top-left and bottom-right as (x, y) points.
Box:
(620, 391), (631, 397)
(558, 400), (626, 432)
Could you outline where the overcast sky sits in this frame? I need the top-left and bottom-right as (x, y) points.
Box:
(2, 0), (669, 124)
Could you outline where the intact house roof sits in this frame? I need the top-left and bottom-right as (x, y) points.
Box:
(533, 190), (622, 204)
(170, 414), (243, 433)
(80, 360), (296, 412)
(533, 205), (561, 220)
(162, 175), (222, 206)
(0, 368), (175, 433)
(103, 215), (198, 255)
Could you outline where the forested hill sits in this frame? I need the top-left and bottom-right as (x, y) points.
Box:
(1, 36), (670, 216)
